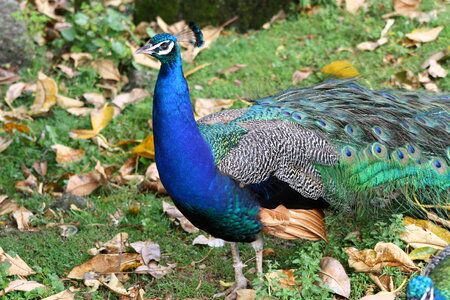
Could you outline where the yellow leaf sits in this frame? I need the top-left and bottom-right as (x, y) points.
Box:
(30, 72), (58, 114)
(132, 135), (155, 159)
(322, 60), (360, 78)
(70, 105), (114, 139)
(409, 247), (438, 261)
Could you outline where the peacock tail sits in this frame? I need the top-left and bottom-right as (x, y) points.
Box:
(198, 80), (450, 218)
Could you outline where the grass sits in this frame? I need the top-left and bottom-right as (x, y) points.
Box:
(0, 0), (449, 298)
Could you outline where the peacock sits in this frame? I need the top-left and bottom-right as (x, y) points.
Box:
(135, 24), (450, 298)
(407, 244), (450, 300)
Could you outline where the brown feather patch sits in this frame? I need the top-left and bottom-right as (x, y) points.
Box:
(260, 205), (327, 241)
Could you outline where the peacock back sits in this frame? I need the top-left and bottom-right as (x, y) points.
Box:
(198, 80), (450, 216)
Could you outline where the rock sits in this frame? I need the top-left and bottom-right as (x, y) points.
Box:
(0, 0), (32, 67)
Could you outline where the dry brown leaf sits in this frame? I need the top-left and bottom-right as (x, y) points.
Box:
(192, 235), (225, 247)
(3, 122), (30, 133)
(292, 68), (313, 85)
(428, 60), (447, 78)
(0, 68), (20, 85)
(322, 60), (360, 78)
(35, 0), (64, 21)
(56, 95), (84, 109)
(14, 174), (38, 194)
(346, 242), (419, 273)
(130, 241), (161, 264)
(98, 273), (129, 296)
(66, 170), (107, 196)
(265, 269), (299, 290)
(0, 279), (46, 295)
(143, 163), (167, 194)
(5, 82), (26, 103)
(132, 135), (155, 159)
(30, 72), (58, 114)
(319, 257), (351, 298)
(219, 64), (248, 76)
(394, 0), (420, 13)
(162, 201), (199, 233)
(57, 64), (79, 78)
(62, 53), (93, 67)
(66, 107), (92, 116)
(236, 289), (256, 300)
(391, 70), (420, 90)
(91, 59), (123, 82)
(134, 262), (175, 279)
(112, 88), (150, 110)
(368, 273), (394, 292)
(194, 98), (235, 118)
(357, 37), (388, 51)
(33, 161), (47, 177)
(0, 246), (35, 276)
(0, 196), (20, 215)
(0, 137), (13, 153)
(83, 92), (105, 108)
(358, 291), (397, 300)
(89, 232), (129, 255)
(406, 26), (444, 43)
(399, 217), (450, 249)
(42, 290), (75, 300)
(70, 105), (114, 139)
(421, 50), (447, 69)
(12, 206), (34, 230)
(345, 0), (367, 14)
(51, 144), (85, 164)
(67, 253), (141, 279)
(262, 10), (286, 29)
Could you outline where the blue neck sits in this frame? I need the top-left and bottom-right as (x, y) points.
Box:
(153, 58), (222, 207)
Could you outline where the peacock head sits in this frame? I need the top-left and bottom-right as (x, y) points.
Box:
(406, 276), (436, 300)
(135, 23), (204, 64)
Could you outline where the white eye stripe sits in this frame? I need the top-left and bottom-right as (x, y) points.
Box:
(157, 41), (175, 55)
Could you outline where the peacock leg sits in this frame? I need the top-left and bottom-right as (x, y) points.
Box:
(251, 234), (264, 274)
(213, 242), (248, 299)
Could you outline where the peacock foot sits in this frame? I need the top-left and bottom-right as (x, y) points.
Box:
(213, 272), (248, 300)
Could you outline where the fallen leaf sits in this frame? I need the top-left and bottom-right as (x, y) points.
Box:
(192, 235), (225, 248)
(143, 163), (167, 194)
(322, 60), (360, 78)
(35, 0), (64, 21)
(368, 273), (394, 292)
(66, 107), (92, 116)
(91, 59), (126, 82)
(70, 105), (114, 139)
(184, 63), (211, 78)
(98, 273), (129, 296)
(406, 26), (444, 43)
(0, 137), (13, 153)
(319, 257), (351, 298)
(5, 82), (26, 103)
(130, 241), (161, 264)
(391, 70), (420, 90)
(262, 10), (286, 29)
(56, 95), (84, 109)
(409, 247), (438, 261)
(162, 201), (199, 233)
(89, 232), (129, 255)
(42, 290), (75, 300)
(346, 242), (419, 273)
(357, 37), (388, 51)
(219, 64), (248, 76)
(66, 170), (107, 196)
(57, 64), (79, 78)
(292, 68), (313, 85)
(132, 135), (155, 159)
(32, 161), (47, 177)
(135, 262), (175, 279)
(194, 98), (235, 118)
(358, 291), (397, 300)
(0, 279), (46, 295)
(30, 72), (58, 114)
(112, 88), (150, 110)
(83, 92), (105, 108)
(51, 144), (86, 164)
(400, 217), (450, 249)
(345, 0), (367, 14)
(67, 253), (141, 279)
(0, 246), (36, 276)
(62, 53), (93, 67)
(0, 196), (20, 215)
(3, 122), (30, 133)
(0, 68), (20, 84)
(421, 50), (447, 69)
(12, 206), (34, 230)
(265, 269), (299, 290)
(394, 0), (420, 13)
(236, 289), (256, 300)
(427, 60), (447, 78)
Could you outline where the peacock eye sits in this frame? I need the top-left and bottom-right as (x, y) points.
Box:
(160, 42), (169, 50)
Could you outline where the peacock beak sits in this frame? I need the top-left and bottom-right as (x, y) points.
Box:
(135, 43), (154, 55)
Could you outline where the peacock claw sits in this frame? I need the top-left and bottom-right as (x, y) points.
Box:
(213, 276), (249, 300)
